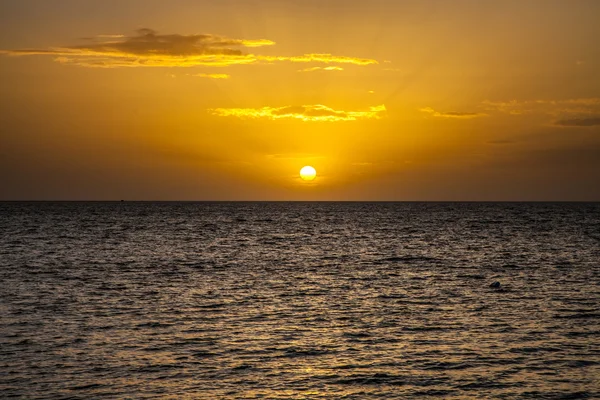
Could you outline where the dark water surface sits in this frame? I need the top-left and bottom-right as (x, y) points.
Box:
(1, 202), (599, 399)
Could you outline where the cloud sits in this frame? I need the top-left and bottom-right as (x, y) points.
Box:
(298, 66), (344, 72)
(50, 54), (257, 68)
(238, 39), (277, 48)
(554, 117), (600, 127)
(97, 34), (126, 38)
(11, 28), (273, 56)
(209, 104), (386, 122)
(1, 29), (378, 68)
(419, 107), (486, 119)
(193, 73), (230, 79)
(483, 98), (600, 116)
(262, 54), (376, 66)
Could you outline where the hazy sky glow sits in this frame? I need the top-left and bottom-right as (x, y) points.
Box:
(1, 0), (599, 200)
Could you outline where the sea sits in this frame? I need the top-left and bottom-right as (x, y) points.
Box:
(1, 202), (599, 399)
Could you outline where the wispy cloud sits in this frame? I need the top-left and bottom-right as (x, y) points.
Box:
(483, 98), (600, 116)
(1, 29), (378, 69)
(209, 104), (386, 122)
(419, 107), (486, 119)
(93, 34), (127, 39)
(193, 73), (230, 79)
(298, 66), (344, 72)
(261, 54), (375, 66)
(239, 39), (277, 48)
(554, 117), (600, 127)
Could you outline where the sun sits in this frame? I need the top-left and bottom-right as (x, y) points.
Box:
(300, 166), (317, 181)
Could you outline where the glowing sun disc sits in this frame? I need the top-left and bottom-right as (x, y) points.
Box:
(300, 166), (317, 181)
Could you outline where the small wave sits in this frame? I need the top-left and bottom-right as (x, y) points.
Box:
(509, 347), (562, 354)
(456, 274), (486, 280)
(330, 363), (371, 370)
(196, 303), (228, 309)
(380, 256), (439, 263)
(332, 373), (406, 386)
(135, 364), (182, 373)
(330, 372), (453, 387)
(457, 381), (515, 390)
(519, 390), (593, 399)
(501, 264), (522, 269)
(69, 383), (106, 391)
(135, 321), (173, 328)
(402, 326), (447, 332)
(564, 330), (600, 338)
(421, 361), (475, 371)
(342, 332), (372, 338)
(279, 348), (333, 358)
(553, 313), (600, 320)
(377, 294), (406, 299)
(565, 360), (599, 368)
(410, 389), (457, 396)
(191, 351), (218, 358)
(231, 363), (254, 371)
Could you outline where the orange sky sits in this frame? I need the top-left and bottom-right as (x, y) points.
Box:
(1, 0), (599, 200)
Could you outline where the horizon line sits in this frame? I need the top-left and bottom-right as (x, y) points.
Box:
(1, 200), (599, 203)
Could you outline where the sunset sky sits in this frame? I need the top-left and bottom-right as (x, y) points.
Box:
(1, 0), (599, 200)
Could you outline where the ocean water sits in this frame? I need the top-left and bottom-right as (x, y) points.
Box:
(1, 202), (599, 399)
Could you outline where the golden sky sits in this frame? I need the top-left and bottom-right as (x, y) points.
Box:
(1, 0), (600, 200)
